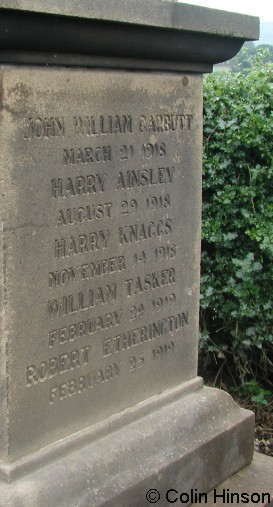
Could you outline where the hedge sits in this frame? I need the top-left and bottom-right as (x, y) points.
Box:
(200, 51), (273, 387)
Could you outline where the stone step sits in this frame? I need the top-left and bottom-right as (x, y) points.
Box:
(193, 453), (273, 507)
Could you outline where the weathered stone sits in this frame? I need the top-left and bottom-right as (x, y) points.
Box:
(0, 0), (259, 71)
(0, 67), (202, 465)
(194, 452), (273, 507)
(0, 385), (254, 506)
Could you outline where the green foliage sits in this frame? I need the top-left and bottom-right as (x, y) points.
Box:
(201, 50), (273, 386)
(229, 380), (271, 406)
(229, 42), (273, 72)
(257, 44), (273, 60)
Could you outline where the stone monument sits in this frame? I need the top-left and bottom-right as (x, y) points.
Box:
(0, 1), (259, 505)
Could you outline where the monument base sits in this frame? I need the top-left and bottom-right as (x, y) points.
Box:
(0, 381), (254, 507)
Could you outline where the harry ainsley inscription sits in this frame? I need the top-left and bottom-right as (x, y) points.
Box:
(0, 68), (201, 460)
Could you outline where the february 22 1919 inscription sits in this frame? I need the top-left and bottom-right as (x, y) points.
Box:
(0, 68), (202, 460)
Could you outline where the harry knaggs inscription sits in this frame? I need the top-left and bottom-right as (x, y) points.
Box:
(0, 69), (202, 459)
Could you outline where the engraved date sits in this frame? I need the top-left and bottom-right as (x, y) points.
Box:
(152, 341), (175, 361)
(155, 244), (177, 261)
(146, 194), (170, 212)
(152, 293), (176, 312)
(142, 142), (166, 159)
(129, 355), (144, 371)
(121, 199), (138, 215)
(120, 144), (134, 160)
(130, 304), (145, 321)
(133, 251), (147, 265)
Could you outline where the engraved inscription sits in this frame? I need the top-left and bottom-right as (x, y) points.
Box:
(124, 268), (176, 297)
(155, 244), (177, 261)
(73, 115), (132, 136)
(47, 283), (117, 319)
(49, 362), (121, 403)
(142, 142), (166, 159)
(146, 194), (170, 212)
(54, 230), (110, 258)
(51, 174), (106, 198)
(26, 346), (91, 385)
(23, 116), (65, 140)
(119, 219), (172, 245)
(120, 199), (138, 216)
(130, 304), (145, 321)
(57, 203), (112, 226)
(139, 114), (192, 133)
(5, 69), (201, 456)
(103, 311), (189, 357)
(133, 251), (147, 266)
(63, 146), (111, 165)
(48, 310), (123, 347)
(152, 341), (175, 361)
(116, 166), (174, 189)
(119, 144), (134, 160)
(152, 293), (177, 312)
(40, 107), (191, 410)
(49, 256), (126, 288)
(129, 355), (144, 372)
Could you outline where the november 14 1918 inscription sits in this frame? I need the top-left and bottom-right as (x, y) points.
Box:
(0, 68), (202, 461)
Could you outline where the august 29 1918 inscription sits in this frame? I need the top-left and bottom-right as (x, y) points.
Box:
(0, 68), (202, 460)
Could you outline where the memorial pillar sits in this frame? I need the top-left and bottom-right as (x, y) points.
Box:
(0, 2), (259, 505)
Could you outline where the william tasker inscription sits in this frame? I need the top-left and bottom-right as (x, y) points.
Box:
(1, 69), (202, 458)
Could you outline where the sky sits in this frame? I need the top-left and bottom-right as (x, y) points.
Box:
(178, 0), (273, 22)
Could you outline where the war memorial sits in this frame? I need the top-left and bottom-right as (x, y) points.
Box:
(0, 1), (261, 505)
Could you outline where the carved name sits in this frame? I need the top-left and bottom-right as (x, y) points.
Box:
(103, 311), (189, 357)
(139, 114), (192, 133)
(73, 115), (132, 136)
(119, 219), (172, 245)
(51, 174), (106, 198)
(124, 268), (176, 296)
(27, 346), (90, 385)
(47, 283), (117, 319)
(23, 117), (65, 140)
(116, 166), (174, 190)
(54, 230), (110, 258)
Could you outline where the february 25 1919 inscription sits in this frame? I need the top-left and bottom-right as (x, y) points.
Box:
(0, 68), (202, 460)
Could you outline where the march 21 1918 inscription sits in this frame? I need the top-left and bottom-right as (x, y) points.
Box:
(0, 68), (202, 460)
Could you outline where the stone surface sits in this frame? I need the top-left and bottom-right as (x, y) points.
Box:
(0, 1), (259, 71)
(0, 0), (259, 38)
(0, 66), (202, 467)
(0, 385), (254, 506)
(194, 452), (273, 507)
